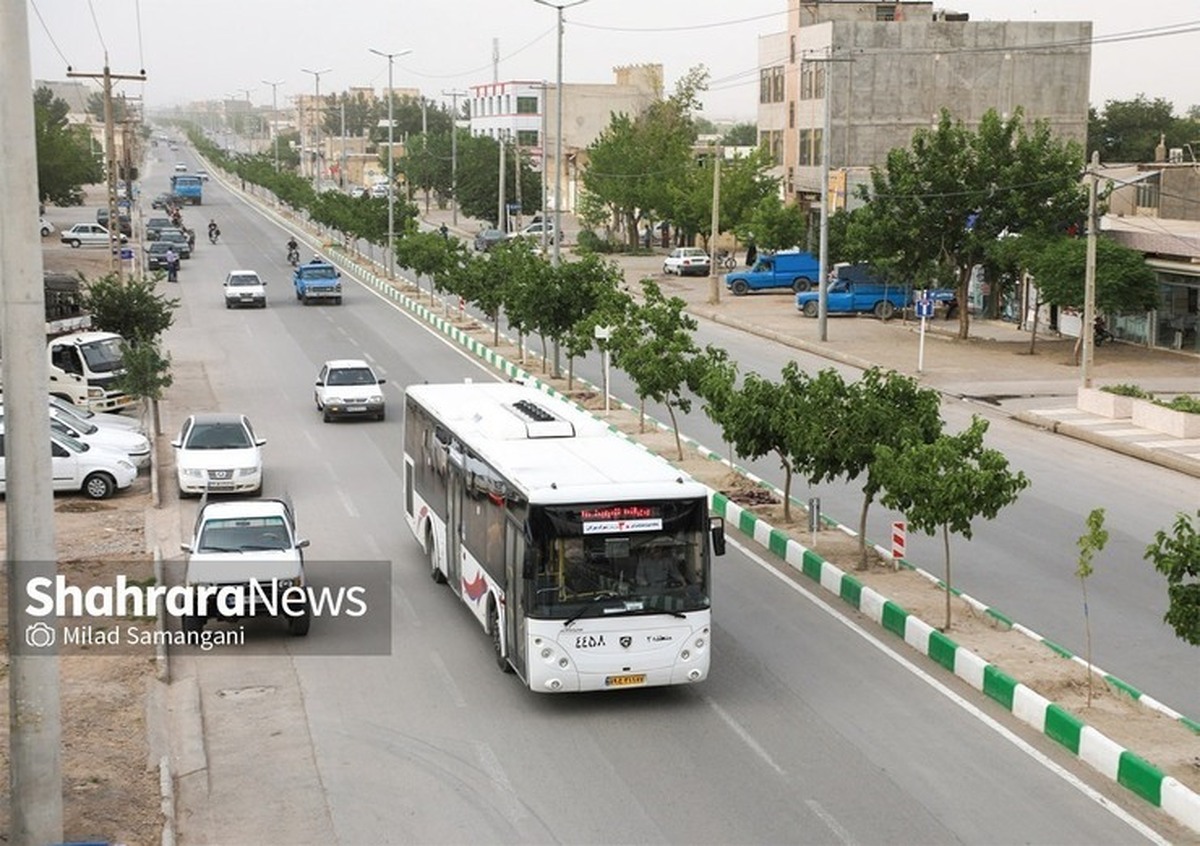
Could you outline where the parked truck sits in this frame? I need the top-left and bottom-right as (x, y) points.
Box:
(724, 250), (820, 295)
(796, 279), (954, 321)
(293, 258), (342, 305)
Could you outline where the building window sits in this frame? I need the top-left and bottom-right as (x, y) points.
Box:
(797, 129), (823, 166)
(516, 96), (538, 114)
(800, 62), (826, 101)
(517, 129), (539, 147)
(790, 35), (796, 64)
(1136, 174), (1161, 210)
(505, 95), (511, 114)
(788, 101), (795, 129)
(876, 5), (896, 21)
(759, 66), (784, 104)
(771, 130), (783, 165)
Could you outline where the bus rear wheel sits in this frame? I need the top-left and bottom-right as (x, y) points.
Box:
(428, 532), (446, 584)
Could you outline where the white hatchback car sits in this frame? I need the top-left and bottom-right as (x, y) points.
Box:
(0, 427), (136, 500)
(172, 413), (265, 497)
(49, 394), (143, 434)
(663, 247), (711, 276)
(223, 270), (267, 309)
(314, 359), (387, 422)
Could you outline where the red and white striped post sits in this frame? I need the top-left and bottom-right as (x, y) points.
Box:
(891, 520), (907, 566)
(458, 296), (466, 318)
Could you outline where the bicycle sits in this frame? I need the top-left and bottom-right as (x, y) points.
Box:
(716, 249), (737, 271)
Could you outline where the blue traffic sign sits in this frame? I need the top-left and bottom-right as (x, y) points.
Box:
(915, 299), (934, 319)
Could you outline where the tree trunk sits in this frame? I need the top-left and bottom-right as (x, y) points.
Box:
(639, 396), (646, 433)
(856, 493), (871, 570)
(956, 266), (972, 340)
(942, 523), (952, 631)
(1082, 577), (1093, 708)
(1027, 297), (1040, 356)
(492, 308), (501, 347)
(666, 404), (684, 461)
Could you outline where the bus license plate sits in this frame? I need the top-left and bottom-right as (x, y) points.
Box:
(605, 673), (646, 688)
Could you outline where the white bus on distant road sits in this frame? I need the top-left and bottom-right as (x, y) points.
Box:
(403, 382), (725, 693)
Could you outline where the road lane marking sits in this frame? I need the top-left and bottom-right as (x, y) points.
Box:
(475, 740), (528, 823)
(728, 535), (1169, 845)
(806, 799), (857, 846)
(702, 695), (786, 777)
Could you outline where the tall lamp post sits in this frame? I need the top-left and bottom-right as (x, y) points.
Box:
(369, 48), (412, 279)
(533, 0), (589, 268)
(300, 67), (331, 191)
(262, 79), (284, 172)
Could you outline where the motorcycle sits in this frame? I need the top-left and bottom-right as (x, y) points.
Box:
(287, 246), (300, 267)
(1094, 318), (1115, 346)
(208, 227), (220, 245)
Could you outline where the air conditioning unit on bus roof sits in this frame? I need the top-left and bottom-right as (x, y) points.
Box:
(507, 399), (575, 438)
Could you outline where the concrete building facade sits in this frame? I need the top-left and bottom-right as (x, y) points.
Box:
(760, 2), (1091, 210)
(469, 64), (662, 213)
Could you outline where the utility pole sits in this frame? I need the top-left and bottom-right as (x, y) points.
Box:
(339, 96), (347, 189)
(708, 145), (722, 305)
(808, 48), (852, 342)
(262, 79), (284, 173)
(69, 61), (146, 283)
(370, 49), (411, 279)
(443, 89), (467, 226)
(301, 67), (331, 192)
(5, 4), (65, 842)
(498, 132), (507, 232)
(534, 0), (590, 268)
(1081, 150), (1100, 388)
(539, 81), (549, 253)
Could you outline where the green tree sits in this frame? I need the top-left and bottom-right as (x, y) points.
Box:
(610, 281), (700, 459)
(555, 257), (630, 388)
(81, 274), (178, 345)
(846, 108), (1086, 339)
(34, 87), (103, 206)
(395, 229), (460, 302)
(452, 132), (541, 225)
(833, 368), (945, 568)
(1144, 510), (1200, 646)
(670, 145), (778, 249)
(722, 122), (758, 146)
(116, 341), (173, 432)
(744, 193), (808, 253)
(1087, 95), (1198, 163)
(1075, 508), (1108, 707)
(875, 417), (1030, 630)
(583, 66), (708, 246)
(1024, 235), (1159, 361)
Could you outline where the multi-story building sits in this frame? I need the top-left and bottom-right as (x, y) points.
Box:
(759, 2), (1091, 211)
(469, 64), (662, 213)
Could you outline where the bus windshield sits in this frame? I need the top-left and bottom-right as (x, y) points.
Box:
(525, 500), (711, 619)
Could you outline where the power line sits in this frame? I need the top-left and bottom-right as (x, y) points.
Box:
(398, 26), (555, 81)
(85, 0), (107, 55)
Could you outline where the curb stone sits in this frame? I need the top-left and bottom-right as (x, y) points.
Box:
(222, 179), (1200, 835)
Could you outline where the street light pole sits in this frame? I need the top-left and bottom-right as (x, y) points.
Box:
(262, 79), (284, 172)
(534, 0), (589, 268)
(300, 67), (331, 192)
(369, 48), (412, 279)
(443, 89), (467, 226)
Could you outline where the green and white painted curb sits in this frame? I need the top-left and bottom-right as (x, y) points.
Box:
(235, 189), (1200, 836)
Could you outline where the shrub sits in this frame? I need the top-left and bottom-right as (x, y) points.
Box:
(1100, 384), (1151, 399)
(576, 229), (618, 255)
(1159, 395), (1200, 415)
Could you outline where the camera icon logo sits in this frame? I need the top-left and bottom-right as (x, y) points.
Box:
(25, 622), (56, 649)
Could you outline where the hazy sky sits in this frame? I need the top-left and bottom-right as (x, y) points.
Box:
(25, 1), (1200, 121)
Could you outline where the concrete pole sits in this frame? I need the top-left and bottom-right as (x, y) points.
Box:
(102, 66), (122, 280)
(707, 147), (721, 305)
(443, 89), (467, 226)
(262, 80), (284, 172)
(371, 50), (410, 278)
(1081, 150), (1100, 388)
(498, 133), (507, 231)
(301, 68), (331, 192)
(2, 2), (63, 841)
(818, 58), (832, 342)
(540, 82), (549, 251)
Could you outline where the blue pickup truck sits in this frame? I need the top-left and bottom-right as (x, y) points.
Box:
(724, 250), (820, 295)
(293, 258), (343, 305)
(796, 278), (955, 321)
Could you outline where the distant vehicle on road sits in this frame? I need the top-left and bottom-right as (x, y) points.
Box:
(663, 247), (711, 277)
(60, 223), (127, 248)
(314, 359), (386, 422)
(223, 270), (267, 309)
(725, 250), (819, 295)
(473, 228), (506, 252)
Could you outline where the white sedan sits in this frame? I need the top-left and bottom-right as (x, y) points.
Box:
(47, 410), (150, 468)
(223, 270), (267, 309)
(49, 394), (143, 433)
(60, 223), (128, 248)
(0, 428), (136, 500)
(172, 413), (265, 497)
(314, 359), (386, 422)
(663, 247), (712, 276)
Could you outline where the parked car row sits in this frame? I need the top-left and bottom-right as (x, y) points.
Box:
(0, 396), (147, 500)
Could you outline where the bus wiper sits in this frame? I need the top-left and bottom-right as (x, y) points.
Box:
(563, 592), (620, 628)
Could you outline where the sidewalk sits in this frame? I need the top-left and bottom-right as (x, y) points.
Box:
(424, 207), (1200, 478)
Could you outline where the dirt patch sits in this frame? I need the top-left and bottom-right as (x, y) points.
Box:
(0, 480), (161, 845)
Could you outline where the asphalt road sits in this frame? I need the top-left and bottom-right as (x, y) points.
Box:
(152, 147), (1181, 843)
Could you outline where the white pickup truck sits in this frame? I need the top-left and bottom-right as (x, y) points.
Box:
(180, 497), (311, 636)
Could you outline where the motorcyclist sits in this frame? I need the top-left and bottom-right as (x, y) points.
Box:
(207, 219), (220, 243)
(286, 237), (299, 262)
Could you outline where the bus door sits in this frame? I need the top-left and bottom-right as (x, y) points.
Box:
(446, 469), (464, 595)
(504, 520), (527, 679)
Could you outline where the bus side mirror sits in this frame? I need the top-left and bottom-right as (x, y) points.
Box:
(709, 516), (726, 557)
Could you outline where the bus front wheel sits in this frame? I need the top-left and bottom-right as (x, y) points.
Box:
(489, 604), (512, 674)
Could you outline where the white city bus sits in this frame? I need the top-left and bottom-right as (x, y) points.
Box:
(403, 382), (726, 693)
